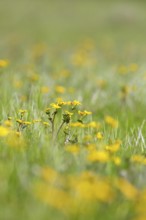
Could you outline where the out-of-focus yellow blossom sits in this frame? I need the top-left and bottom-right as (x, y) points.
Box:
(33, 119), (42, 123)
(97, 79), (107, 89)
(65, 111), (73, 116)
(50, 103), (61, 109)
(32, 43), (46, 58)
(129, 63), (138, 72)
(65, 145), (80, 154)
(23, 121), (32, 125)
(28, 73), (39, 82)
(83, 135), (92, 142)
(41, 86), (50, 94)
(118, 65), (128, 75)
(67, 100), (81, 106)
(70, 122), (85, 128)
(78, 110), (92, 116)
(86, 144), (96, 152)
(41, 167), (59, 184)
(87, 150), (110, 163)
(13, 80), (23, 89)
(86, 121), (101, 129)
(20, 95), (27, 102)
(105, 140), (121, 153)
(131, 155), (146, 165)
(42, 122), (49, 126)
(105, 115), (119, 128)
(0, 126), (9, 137)
(34, 182), (73, 214)
(4, 120), (13, 127)
(135, 189), (146, 220)
(0, 59), (9, 68)
(115, 178), (139, 200)
(96, 132), (103, 140)
(55, 86), (66, 94)
(6, 131), (26, 149)
(18, 109), (27, 116)
(60, 69), (70, 78)
(112, 156), (121, 166)
(71, 172), (114, 203)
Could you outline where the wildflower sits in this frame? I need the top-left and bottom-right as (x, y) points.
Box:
(112, 156), (121, 165)
(23, 121), (31, 125)
(129, 63), (138, 72)
(4, 120), (13, 127)
(45, 108), (51, 115)
(105, 115), (119, 128)
(41, 86), (50, 94)
(33, 119), (42, 123)
(42, 122), (49, 126)
(131, 155), (146, 165)
(13, 80), (23, 89)
(105, 140), (121, 153)
(50, 103), (61, 109)
(86, 121), (101, 129)
(55, 86), (66, 94)
(115, 178), (139, 200)
(97, 79), (107, 89)
(117, 65), (128, 75)
(78, 110), (92, 116)
(70, 122), (85, 128)
(71, 100), (81, 106)
(65, 145), (80, 154)
(0, 59), (9, 68)
(0, 126), (9, 137)
(28, 73), (39, 82)
(65, 111), (73, 116)
(34, 182), (73, 214)
(18, 109), (27, 116)
(87, 150), (110, 163)
(96, 132), (103, 140)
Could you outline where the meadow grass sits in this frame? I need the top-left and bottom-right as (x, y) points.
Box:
(1, 1), (146, 220)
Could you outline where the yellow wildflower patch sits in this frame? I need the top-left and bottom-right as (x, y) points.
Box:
(105, 115), (119, 128)
(0, 126), (9, 137)
(87, 150), (110, 163)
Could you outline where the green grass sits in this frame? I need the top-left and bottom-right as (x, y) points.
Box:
(1, 1), (146, 220)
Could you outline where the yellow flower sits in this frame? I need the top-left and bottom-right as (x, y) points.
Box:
(67, 100), (81, 106)
(87, 150), (110, 163)
(18, 109), (27, 115)
(115, 178), (139, 200)
(50, 103), (61, 109)
(105, 140), (121, 153)
(65, 111), (74, 116)
(96, 132), (103, 140)
(0, 126), (9, 137)
(112, 156), (121, 165)
(129, 63), (138, 72)
(23, 121), (32, 125)
(65, 145), (80, 154)
(105, 116), (119, 128)
(78, 110), (92, 116)
(86, 121), (101, 129)
(55, 86), (66, 94)
(42, 122), (49, 126)
(131, 155), (146, 165)
(70, 122), (85, 128)
(13, 80), (23, 89)
(4, 120), (13, 127)
(41, 86), (50, 94)
(0, 59), (9, 68)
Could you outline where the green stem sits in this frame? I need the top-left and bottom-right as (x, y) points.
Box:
(56, 121), (65, 139)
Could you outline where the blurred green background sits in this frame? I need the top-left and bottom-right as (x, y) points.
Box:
(0, 0), (146, 45)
